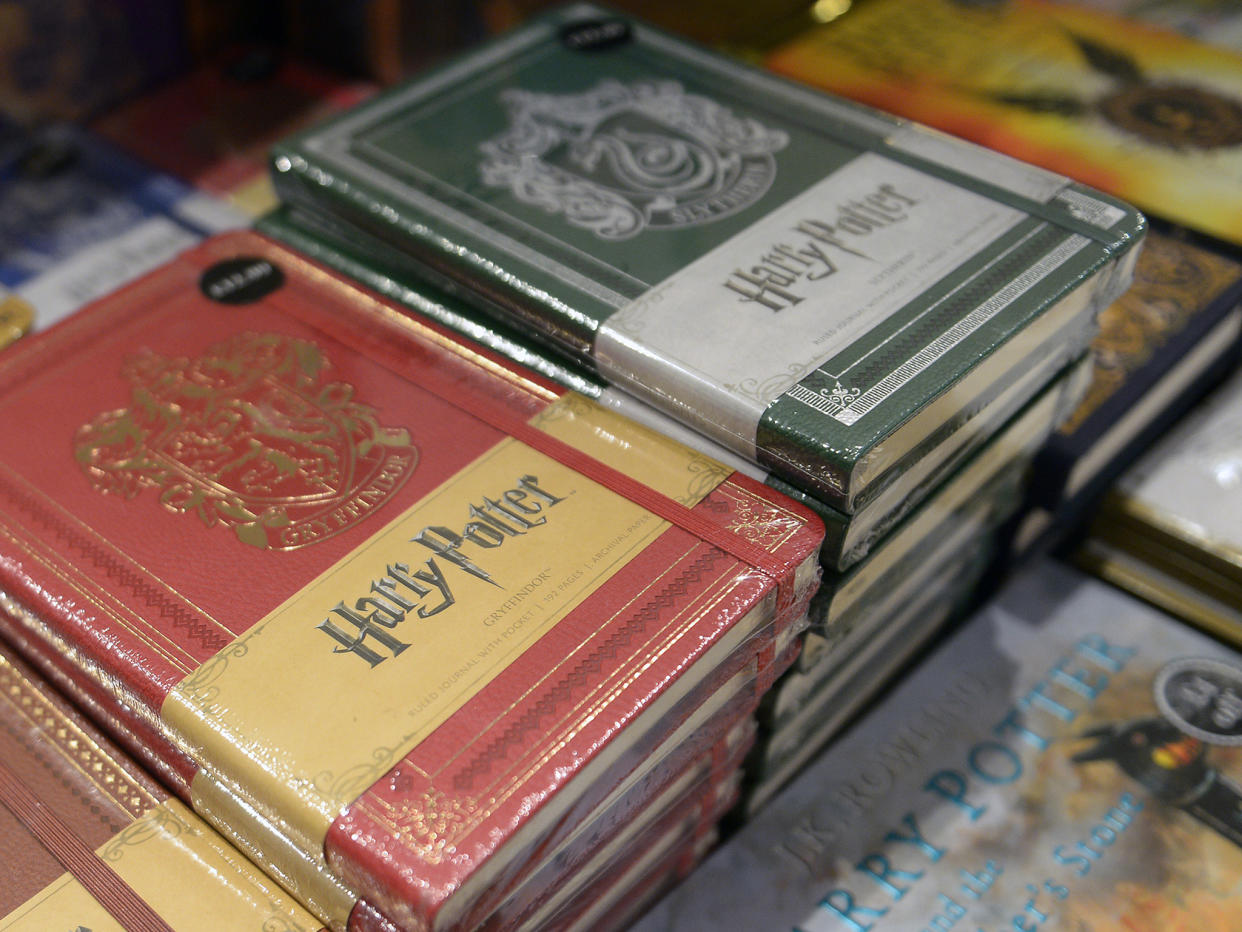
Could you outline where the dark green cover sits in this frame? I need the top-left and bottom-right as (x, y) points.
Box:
(270, 4), (1144, 515)
(255, 204), (601, 397)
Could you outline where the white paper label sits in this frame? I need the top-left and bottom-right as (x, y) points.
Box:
(21, 216), (201, 330)
(595, 154), (1025, 452)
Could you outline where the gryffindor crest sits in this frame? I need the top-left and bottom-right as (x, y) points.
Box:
(75, 332), (417, 550)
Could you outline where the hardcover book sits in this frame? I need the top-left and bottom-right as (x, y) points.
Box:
(516, 776), (735, 932)
(0, 640), (324, 931)
(269, 3), (1143, 517)
(562, 828), (717, 932)
(255, 203), (1092, 573)
(0, 231), (822, 931)
(1036, 230), (1242, 502)
(767, 0), (1242, 248)
(490, 716), (752, 931)
(261, 204), (941, 574)
(796, 352), (1089, 673)
(1008, 227), (1242, 561)
(4, 567), (806, 932)
(0, 122), (244, 335)
(792, 436), (1031, 676)
(1082, 361), (1242, 645)
(747, 545), (993, 813)
(633, 559), (1242, 930)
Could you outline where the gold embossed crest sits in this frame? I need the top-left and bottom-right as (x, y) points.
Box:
(75, 332), (417, 550)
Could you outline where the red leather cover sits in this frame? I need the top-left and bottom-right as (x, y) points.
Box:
(540, 792), (731, 932)
(0, 232), (823, 931)
(480, 713), (757, 932)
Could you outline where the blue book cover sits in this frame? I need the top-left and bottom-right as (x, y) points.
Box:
(633, 559), (1242, 931)
(0, 121), (244, 332)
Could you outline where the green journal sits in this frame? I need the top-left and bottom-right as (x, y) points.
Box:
(271, 4), (1144, 513)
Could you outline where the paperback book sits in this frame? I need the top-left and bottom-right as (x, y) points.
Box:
(767, 0), (1242, 248)
(270, 3), (1143, 518)
(0, 231), (822, 931)
(633, 559), (1242, 931)
(0, 639), (323, 931)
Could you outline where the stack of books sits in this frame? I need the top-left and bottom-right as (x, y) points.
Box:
(1081, 361), (1242, 647)
(631, 558), (1242, 931)
(0, 637), (324, 931)
(252, 201), (1100, 812)
(0, 120), (244, 342)
(260, 3), (1143, 808)
(1013, 227), (1242, 558)
(0, 230), (822, 930)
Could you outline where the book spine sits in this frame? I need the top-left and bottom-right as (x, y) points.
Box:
(0, 593), (365, 931)
(254, 206), (606, 399)
(269, 151), (599, 360)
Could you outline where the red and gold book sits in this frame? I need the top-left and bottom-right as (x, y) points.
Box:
(0, 232), (822, 930)
(0, 639), (324, 931)
(554, 820), (721, 932)
(517, 772), (741, 932)
(480, 661), (763, 931)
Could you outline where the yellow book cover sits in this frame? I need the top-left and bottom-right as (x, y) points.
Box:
(768, 0), (1242, 246)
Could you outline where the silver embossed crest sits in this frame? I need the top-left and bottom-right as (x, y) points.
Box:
(478, 79), (788, 240)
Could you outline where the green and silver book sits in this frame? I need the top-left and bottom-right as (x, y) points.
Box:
(799, 352), (1092, 662)
(255, 203), (973, 571)
(793, 436), (1034, 676)
(269, 3), (1144, 516)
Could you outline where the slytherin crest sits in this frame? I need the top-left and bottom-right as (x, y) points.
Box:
(478, 78), (788, 239)
(75, 332), (417, 550)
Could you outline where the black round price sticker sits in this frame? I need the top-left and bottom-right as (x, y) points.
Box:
(1155, 657), (1242, 746)
(560, 18), (631, 52)
(200, 257), (284, 305)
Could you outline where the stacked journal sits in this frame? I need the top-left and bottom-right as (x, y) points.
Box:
(0, 230), (822, 930)
(0, 638), (322, 931)
(260, 2), (1144, 804)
